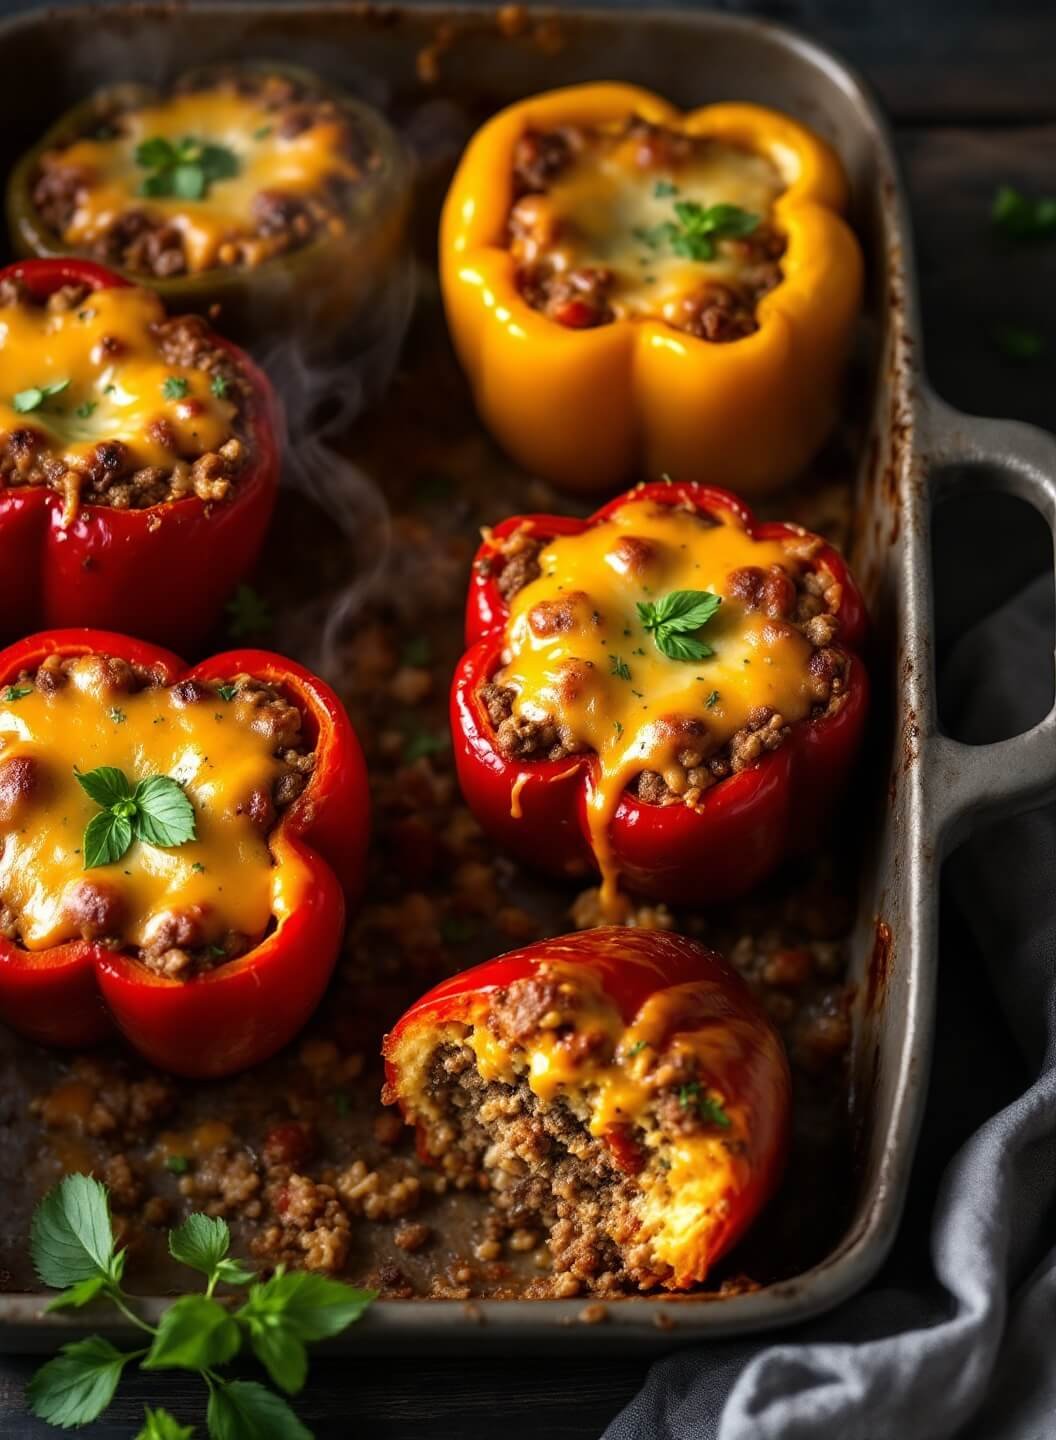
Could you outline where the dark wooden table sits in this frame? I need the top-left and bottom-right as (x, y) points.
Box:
(1, 1), (1052, 1434)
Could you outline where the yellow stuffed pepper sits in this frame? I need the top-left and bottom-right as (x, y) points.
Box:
(440, 83), (863, 495)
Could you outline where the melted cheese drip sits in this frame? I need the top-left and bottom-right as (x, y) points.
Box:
(55, 86), (358, 272)
(0, 285), (235, 510)
(0, 659), (291, 951)
(517, 132), (783, 318)
(497, 500), (816, 916)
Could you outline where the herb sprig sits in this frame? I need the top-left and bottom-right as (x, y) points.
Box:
(637, 589), (722, 663)
(13, 379), (69, 414)
(27, 1174), (375, 1436)
(76, 766), (197, 869)
(635, 201), (759, 262)
(136, 136), (240, 200)
(677, 1080), (731, 1128)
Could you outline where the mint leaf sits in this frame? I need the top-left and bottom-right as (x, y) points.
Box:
(31, 1174), (117, 1289)
(168, 1212), (232, 1281)
(76, 765), (132, 809)
(46, 1272), (110, 1312)
(236, 1271), (375, 1392)
(206, 1379), (312, 1440)
(638, 589), (722, 663)
(655, 631), (715, 662)
(133, 775), (197, 848)
(27, 1336), (134, 1428)
(143, 1294), (241, 1372)
(136, 136), (239, 202)
(241, 1323), (307, 1396)
(214, 1257), (257, 1288)
(138, 1407), (195, 1440)
(83, 808), (135, 869)
(136, 136), (177, 169)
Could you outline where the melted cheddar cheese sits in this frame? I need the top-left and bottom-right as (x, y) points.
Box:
(52, 84), (358, 273)
(393, 962), (753, 1281)
(511, 129), (783, 319)
(494, 499), (816, 914)
(0, 285), (236, 518)
(0, 659), (294, 953)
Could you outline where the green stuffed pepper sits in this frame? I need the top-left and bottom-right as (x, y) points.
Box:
(6, 62), (414, 361)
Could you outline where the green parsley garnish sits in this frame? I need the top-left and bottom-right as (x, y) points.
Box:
(165, 1155), (190, 1175)
(677, 1080), (731, 1127)
(401, 635), (431, 668)
(705, 689), (720, 708)
(191, 861), (206, 874)
(109, 707), (127, 725)
(404, 729), (448, 764)
(3, 684), (32, 702)
(992, 185), (1056, 241)
(161, 376), (189, 401)
(636, 201), (759, 262)
(13, 379), (69, 414)
(76, 766), (197, 870)
(26, 1173), (374, 1434)
(613, 719), (624, 739)
(626, 1039), (648, 1057)
(135, 135), (239, 200)
(638, 589), (722, 663)
(225, 584), (273, 640)
(210, 373), (230, 399)
(653, 179), (679, 198)
(217, 683), (238, 702)
(75, 400), (98, 419)
(609, 655), (632, 681)
(991, 325), (1045, 362)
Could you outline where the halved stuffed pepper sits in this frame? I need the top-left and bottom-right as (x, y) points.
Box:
(0, 629), (368, 1077)
(452, 480), (868, 918)
(7, 63), (413, 356)
(0, 258), (280, 651)
(383, 927), (790, 1292)
(441, 82), (862, 494)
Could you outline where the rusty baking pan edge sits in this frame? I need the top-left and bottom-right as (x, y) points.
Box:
(0, 1), (1054, 1352)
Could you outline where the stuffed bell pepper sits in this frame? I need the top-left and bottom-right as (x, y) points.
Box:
(0, 629), (368, 1077)
(383, 927), (791, 1292)
(0, 257), (280, 651)
(441, 82), (862, 494)
(7, 63), (413, 356)
(452, 480), (868, 918)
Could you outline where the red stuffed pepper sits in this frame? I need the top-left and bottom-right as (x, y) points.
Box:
(383, 927), (791, 1291)
(0, 629), (368, 1077)
(0, 258), (280, 651)
(452, 480), (868, 916)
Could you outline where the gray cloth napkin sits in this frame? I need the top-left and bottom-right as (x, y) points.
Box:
(605, 575), (1056, 1440)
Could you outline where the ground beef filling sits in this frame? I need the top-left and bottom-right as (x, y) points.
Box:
(478, 530), (850, 805)
(509, 118), (786, 339)
(33, 71), (381, 279)
(0, 279), (252, 509)
(0, 654), (315, 979)
(421, 1043), (673, 1294)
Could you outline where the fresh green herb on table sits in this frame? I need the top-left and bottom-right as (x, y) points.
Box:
(27, 1174), (375, 1436)
(76, 766), (197, 869)
(638, 589), (722, 662)
(991, 185), (1056, 241)
(225, 584), (274, 640)
(634, 201), (759, 262)
(136, 136), (240, 201)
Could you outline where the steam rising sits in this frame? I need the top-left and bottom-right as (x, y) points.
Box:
(261, 249), (418, 679)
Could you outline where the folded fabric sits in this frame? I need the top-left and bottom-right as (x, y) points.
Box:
(605, 575), (1056, 1440)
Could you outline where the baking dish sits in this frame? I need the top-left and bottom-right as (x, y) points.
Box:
(0, 2), (1054, 1354)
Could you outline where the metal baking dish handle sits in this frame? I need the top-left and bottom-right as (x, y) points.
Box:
(923, 393), (1056, 851)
